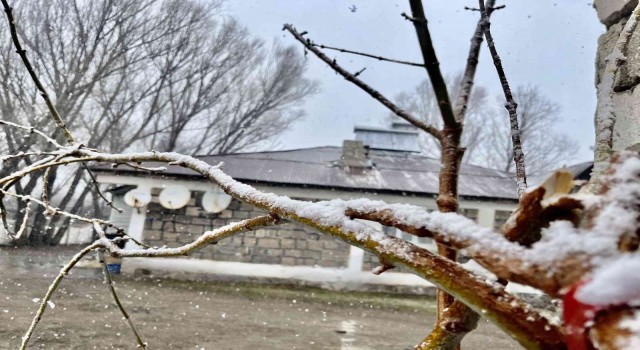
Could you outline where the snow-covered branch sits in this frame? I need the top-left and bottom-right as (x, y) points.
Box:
(0, 132), (564, 348)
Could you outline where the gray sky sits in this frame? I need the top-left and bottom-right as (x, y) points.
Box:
(224, 1), (603, 164)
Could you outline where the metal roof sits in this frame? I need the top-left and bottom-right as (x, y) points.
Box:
(527, 161), (594, 187)
(94, 146), (520, 200)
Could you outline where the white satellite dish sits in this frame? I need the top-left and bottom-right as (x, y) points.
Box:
(123, 188), (151, 208)
(159, 185), (191, 209)
(201, 188), (232, 213)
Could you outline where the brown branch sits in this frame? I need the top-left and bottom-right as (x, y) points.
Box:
(415, 300), (479, 350)
(344, 206), (590, 297)
(282, 24), (442, 140)
(406, 0), (457, 128)
(405, 1), (484, 341)
(452, 0), (496, 123)
(112, 162), (167, 173)
(311, 42), (425, 67)
(97, 250), (147, 349)
(478, 0), (527, 197)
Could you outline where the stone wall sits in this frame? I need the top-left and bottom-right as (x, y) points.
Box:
(141, 190), (351, 268)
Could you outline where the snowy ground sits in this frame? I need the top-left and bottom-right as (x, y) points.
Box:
(0, 246), (519, 349)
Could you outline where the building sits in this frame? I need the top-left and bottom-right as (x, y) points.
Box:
(94, 125), (520, 292)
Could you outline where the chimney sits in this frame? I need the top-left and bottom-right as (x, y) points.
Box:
(341, 140), (371, 168)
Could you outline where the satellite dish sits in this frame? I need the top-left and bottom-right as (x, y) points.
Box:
(124, 188), (151, 208)
(201, 188), (232, 213)
(159, 185), (191, 209)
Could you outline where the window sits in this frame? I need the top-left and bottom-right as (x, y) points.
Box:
(459, 208), (479, 222)
(494, 210), (513, 230)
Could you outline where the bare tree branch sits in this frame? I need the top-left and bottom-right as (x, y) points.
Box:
(453, 0), (496, 123)
(311, 42), (425, 67)
(97, 249), (148, 349)
(0, 0), (74, 144)
(405, 0), (457, 128)
(282, 24), (442, 140)
(478, 0), (527, 197)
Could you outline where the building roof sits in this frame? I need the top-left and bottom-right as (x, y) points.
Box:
(94, 146), (520, 201)
(564, 161), (593, 181)
(527, 161), (594, 188)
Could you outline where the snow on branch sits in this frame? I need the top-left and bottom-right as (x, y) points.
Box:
(349, 153), (640, 299)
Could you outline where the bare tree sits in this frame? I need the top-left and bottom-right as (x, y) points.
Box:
(389, 74), (492, 164)
(0, 0), (316, 245)
(393, 79), (576, 175)
(479, 85), (577, 174)
(1, 1), (640, 350)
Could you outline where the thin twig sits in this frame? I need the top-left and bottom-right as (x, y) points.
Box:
(452, 0), (496, 122)
(20, 242), (102, 350)
(282, 24), (442, 140)
(85, 164), (123, 213)
(0, 151), (56, 162)
(105, 215), (279, 258)
(98, 250), (148, 349)
(311, 42), (425, 67)
(478, 0), (527, 197)
(0, 189), (145, 245)
(0, 192), (30, 240)
(0, 156), (99, 186)
(0, 120), (62, 148)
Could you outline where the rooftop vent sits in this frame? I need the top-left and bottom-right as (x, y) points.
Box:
(354, 124), (420, 152)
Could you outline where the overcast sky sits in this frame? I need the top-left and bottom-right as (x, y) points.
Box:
(224, 1), (603, 164)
